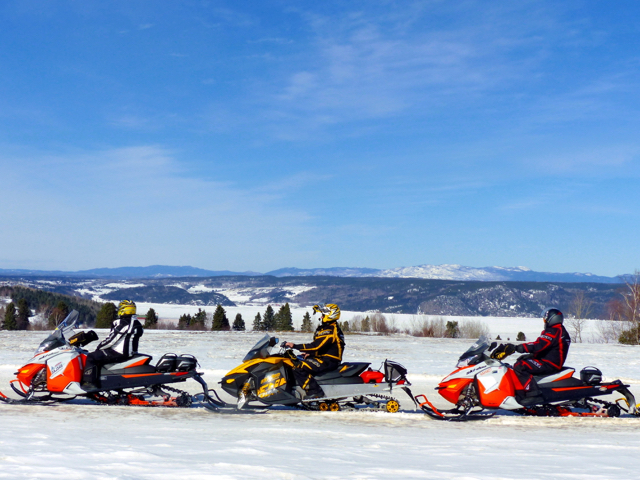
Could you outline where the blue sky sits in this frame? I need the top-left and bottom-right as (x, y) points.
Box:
(1, 1), (639, 276)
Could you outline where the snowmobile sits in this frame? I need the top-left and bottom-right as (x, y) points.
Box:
(220, 334), (413, 412)
(414, 335), (640, 421)
(0, 310), (225, 410)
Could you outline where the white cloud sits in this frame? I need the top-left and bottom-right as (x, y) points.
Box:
(0, 146), (315, 271)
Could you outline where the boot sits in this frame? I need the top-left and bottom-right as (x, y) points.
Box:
(301, 375), (325, 400)
(305, 385), (325, 400)
(81, 367), (98, 390)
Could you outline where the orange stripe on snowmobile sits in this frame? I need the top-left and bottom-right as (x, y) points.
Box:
(553, 370), (575, 382)
(125, 358), (150, 368)
(551, 386), (594, 392)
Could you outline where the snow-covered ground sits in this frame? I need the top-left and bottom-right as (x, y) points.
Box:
(1, 330), (639, 479)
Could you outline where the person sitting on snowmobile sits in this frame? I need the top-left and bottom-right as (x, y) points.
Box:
(491, 307), (571, 400)
(283, 303), (345, 399)
(82, 299), (144, 389)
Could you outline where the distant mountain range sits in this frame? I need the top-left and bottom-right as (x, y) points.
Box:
(0, 265), (262, 278)
(266, 267), (381, 277)
(0, 263), (624, 284)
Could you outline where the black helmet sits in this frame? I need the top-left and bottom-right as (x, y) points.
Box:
(542, 307), (564, 326)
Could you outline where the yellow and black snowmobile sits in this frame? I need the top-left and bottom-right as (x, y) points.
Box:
(220, 334), (413, 412)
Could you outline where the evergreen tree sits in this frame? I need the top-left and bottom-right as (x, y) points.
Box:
(192, 309), (207, 329)
(48, 301), (70, 328)
(3, 302), (17, 330)
(300, 311), (313, 332)
(252, 312), (262, 331)
(445, 321), (460, 338)
(341, 321), (350, 333)
(16, 298), (31, 330)
(232, 313), (246, 331)
(95, 302), (117, 328)
(262, 305), (275, 331)
(274, 303), (293, 331)
(144, 308), (159, 328)
(178, 313), (192, 330)
(361, 315), (370, 332)
(211, 304), (230, 331)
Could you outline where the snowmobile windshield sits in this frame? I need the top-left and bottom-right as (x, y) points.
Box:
(456, 335), (491, 368)
(242, 334), (276, 362)
(35, 310), (79, 354)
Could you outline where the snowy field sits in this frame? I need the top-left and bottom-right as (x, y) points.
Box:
(1, 330), (640, 479)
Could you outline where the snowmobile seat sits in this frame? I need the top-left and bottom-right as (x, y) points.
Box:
(101, 354), (155, 375)
(534, 367), (576, 385)
(314, 362), (370, 385)
(338, 362), (371, 377)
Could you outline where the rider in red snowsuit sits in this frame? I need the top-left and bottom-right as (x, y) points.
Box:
(492, 308), (571, 397)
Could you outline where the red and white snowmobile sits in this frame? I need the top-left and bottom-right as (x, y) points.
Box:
(415, 335), (639, 421)
(0, 310), (225, 410)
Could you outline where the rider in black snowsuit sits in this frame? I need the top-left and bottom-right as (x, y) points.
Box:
(82, 300), (144, 389)
(284, 304), (345, 399)
(492, 308), (571, 398)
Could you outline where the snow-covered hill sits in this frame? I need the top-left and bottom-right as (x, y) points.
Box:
(268, 264), (622, 283)
(377, 264), (515, 280)
(375, 264), (621, 283)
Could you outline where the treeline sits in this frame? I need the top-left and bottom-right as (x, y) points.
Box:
(251, 304), (294, 332)
(0, 286), (101, 330)
(174, 303), (297, 332)
(128, 303), (300, 332)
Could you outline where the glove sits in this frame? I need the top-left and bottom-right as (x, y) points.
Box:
(490, 343), (515, 360)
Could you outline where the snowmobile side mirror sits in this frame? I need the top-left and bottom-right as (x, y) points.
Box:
(268, 337), (278, 347)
